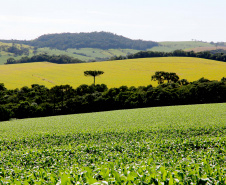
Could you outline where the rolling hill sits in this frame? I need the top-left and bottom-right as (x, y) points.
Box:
(0, 57), (225, 89)
(0, 42), (140, 65)
(0, 32), (225, 65)
(0, 32), (158, 50)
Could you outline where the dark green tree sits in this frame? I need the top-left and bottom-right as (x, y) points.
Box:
(0, 106), (11, 121)
(84, 70), (104, 85)
(164, 72), (180, 83)
(152, 71), (179, 84)
(221, 77), (226, 82)
(6, 58), (16, 64)
(151, 71), (165, 84)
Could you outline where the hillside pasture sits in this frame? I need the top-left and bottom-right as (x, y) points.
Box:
(149, 41), (213, 52)
(0, 42), (34, 65)
(185, 46), (226, 52)
(37, 48), (139, 61)
(0, 57), (225, 89)
(0, 46), (139, 65)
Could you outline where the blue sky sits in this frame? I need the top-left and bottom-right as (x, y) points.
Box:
(1, 0), (226, 42)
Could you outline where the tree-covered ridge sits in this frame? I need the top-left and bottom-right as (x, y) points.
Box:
(29, 32), (159, 50)
(0, 32), (158, 50)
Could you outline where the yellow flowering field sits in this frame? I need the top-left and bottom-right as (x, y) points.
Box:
(0, 57), (225, 89)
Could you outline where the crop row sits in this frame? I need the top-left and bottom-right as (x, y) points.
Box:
(1, 127), (226, 184)
(0, 103), (225, 184)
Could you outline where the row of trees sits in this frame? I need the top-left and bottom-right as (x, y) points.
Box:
(0, 74), (225, 121)
(5, 53), (85, 64)
(111, 50), (226, 63)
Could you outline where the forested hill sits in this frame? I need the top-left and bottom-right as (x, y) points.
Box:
(0, 32), (158, 50)
(31, 32), (158, 50)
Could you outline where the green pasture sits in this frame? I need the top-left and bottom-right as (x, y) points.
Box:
(0, 40), (216, 65)
(37, 48), (139, 61)
(0, 103), (226, 184)
(149, 41), (213, 52)
(0, 43), (139, 64)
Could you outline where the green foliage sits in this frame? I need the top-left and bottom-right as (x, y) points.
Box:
(84, 70), (104, 85)
(5, 53), (84, 64)
(0, 103), (225, 184)
(29, 32), (158, 50)
(6, 45), (29, 56)
(0, 32), (158, 50)
(0, 105), (11, 121)
(0, 78), (226, 120)
(151, 71), (179, 84)
(125, 50), (226, 63)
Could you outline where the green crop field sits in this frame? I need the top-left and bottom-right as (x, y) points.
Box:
(0, 103), (226, 184)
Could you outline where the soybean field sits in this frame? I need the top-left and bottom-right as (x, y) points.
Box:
(0, 103), (226, 184)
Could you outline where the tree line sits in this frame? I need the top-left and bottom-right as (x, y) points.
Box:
(0, 74), (225, 121)
(110, 50), (226, 62)
(5, 53), (85, 64)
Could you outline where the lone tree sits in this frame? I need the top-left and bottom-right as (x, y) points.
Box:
(84, 70), (104, 85)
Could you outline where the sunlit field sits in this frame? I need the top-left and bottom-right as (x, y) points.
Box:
(0, 103), (226, 184)
(0, 57), (225, 89)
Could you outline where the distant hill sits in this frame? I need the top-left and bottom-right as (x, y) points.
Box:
(30, 32), (159, 50)
(0, 32), (158, 50)
(1, 32), (226, 65)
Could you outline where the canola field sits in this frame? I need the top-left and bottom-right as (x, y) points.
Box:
(0, 103), (226, 184)
(0, 57), (226, 89)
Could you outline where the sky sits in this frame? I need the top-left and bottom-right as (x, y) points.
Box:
(1, 0), (226, 42)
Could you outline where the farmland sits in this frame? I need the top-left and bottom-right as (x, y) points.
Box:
(0, 57), (225, 89)
(149, 41), (213, 52)
(0, 39), (221, 65)
(0, 103), (226, 184)
(185, 46), (226, 52)
(0, 41), (139, 65)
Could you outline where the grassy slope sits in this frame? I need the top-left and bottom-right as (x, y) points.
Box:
(0, 41), (217, 65)
(1, 103), (225, 140)
(149, 41), (213, 52)
(0, 42), (139, 64)
(0, 57), (225, 89)
(0, 103), (226, 184)
(0, 42), (34, 65)
(185, 46), (226, 52)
